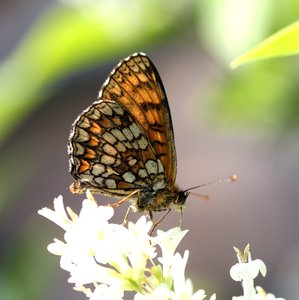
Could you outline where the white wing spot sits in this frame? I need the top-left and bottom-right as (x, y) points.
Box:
(157, 159), (164, 174)
(132, 141), (139, 150)
(128, 158), (137, 166)
(145, 160), (158, 175)
(115, 141), (126, 152)
(137, 136), (148, 150)
(78, 117), (91, 128)
(92, 164), (105, 175)
(103, 143), (117, 156)
(122, 127), (134, 141)
(105, 179), (116, 188)
(87, 108), (101, 120)
(102, 132), (117, 144)
(95, 177), (104, 185)
(101, 155), (115, 165)
(79, 174), (94, 182)
(123, 141), (133, 149)
(111, 129), (126, 141)
(101, 104), (113, 116)
(138, 168), (148, 178)
(129, 123), (141, 138)
(76, 128), (89, 142)
(122, 172), (136, 183)
(73, 143), (84, 155)
(102, 166), (119, 177)
(134, 181), (147, 187)
(153, 179), (166, 191)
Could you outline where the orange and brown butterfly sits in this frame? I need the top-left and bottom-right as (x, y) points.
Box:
(68, 52), (189, 217)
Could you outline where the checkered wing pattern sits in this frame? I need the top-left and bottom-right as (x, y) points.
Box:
(68, 53), (180, 211)
(69, 99), (167, 197)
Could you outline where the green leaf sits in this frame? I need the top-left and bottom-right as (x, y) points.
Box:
(231, 20), (299, 68)
(0, 0), (188, 143)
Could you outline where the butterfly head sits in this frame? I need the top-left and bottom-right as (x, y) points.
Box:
(175, 190), (190, 207)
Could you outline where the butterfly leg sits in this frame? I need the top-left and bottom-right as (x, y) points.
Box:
(179, 206), (184, 229)
(108, 189), (140, 208)
(122, 206), (132, 225)
(149, 209), (171, 235)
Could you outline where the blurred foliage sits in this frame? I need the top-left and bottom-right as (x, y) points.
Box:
(195, 0), (273, 63)
(194, 1), (299, 133)
(0, 0), (189, 143)
(220, 18), (299, 132)
(231, 20), (299, 68)
(0, 218), (57, 300)
(205, 59), (299, 132)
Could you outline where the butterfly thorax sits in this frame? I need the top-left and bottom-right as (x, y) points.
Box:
(133, 185), (189, 212)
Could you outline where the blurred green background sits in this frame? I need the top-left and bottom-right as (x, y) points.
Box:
(1, 0), (299, 299)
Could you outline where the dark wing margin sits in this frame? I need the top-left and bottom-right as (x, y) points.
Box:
(98, 53), (177, 186)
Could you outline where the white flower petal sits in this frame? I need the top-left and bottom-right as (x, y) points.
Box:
(154, 227), (188, 278)
(230, 259), (267, 282)
(172, 251), (189, 296)
(134, 284), (174, 300)
(124, 216), (156, 272)
(90, 284), (124, 300)
(38, 196), (71, 230)
(209, 293), (217, 300)
(47, 238), (66, 255)
(190, 288), (207, 300)
(154, 227), (188, 256)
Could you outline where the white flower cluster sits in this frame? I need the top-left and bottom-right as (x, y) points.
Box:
(38, 192), (214, 300)
(230, 245), (285, 300)
(38, 193), (285, 300)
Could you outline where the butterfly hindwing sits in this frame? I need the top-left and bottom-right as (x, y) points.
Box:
(69, 100), (167, 197)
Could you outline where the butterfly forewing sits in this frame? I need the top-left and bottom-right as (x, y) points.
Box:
(99, 53), (177, 185)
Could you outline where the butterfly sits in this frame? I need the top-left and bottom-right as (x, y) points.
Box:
(68, 52), (190, 220)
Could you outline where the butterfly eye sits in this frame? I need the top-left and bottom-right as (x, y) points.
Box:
(176, 191), (190, 206)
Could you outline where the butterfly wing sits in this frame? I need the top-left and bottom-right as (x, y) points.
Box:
(69, 100), (167, 196)
(99, 53), (177, 186)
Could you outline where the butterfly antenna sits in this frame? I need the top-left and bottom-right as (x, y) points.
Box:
(184, 174), (237, 193)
